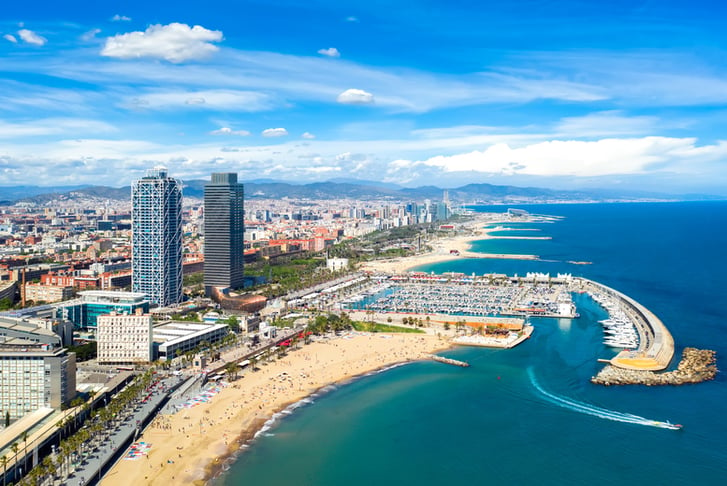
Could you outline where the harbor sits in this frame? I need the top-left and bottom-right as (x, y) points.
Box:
(341, 272), (578, 319)
(333, 271), (715, 376)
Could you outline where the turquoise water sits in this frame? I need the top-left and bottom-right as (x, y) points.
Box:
(218, 202), (727, 485)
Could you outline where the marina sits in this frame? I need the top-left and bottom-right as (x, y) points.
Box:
(342, 272), (578, 319)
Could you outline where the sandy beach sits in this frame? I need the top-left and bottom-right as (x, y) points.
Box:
(360, 213), (539, 274)
(102, 332), (451, 485)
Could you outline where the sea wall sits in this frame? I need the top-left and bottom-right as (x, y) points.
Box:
(591, 348), (717, 386)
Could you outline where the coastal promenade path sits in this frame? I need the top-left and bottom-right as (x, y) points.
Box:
(577, 278), (675, 371)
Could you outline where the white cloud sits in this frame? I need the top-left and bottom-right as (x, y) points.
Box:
(318, 47), (340, 58)
(555, 111), (660, 137)
(337, 88), (374, 105)
(302, 132), (316, 139)
(123, 89), (273, 111)
(81, 29), (102, 42)
(262, 128), (288, 137)
(111, 14), (132, 22)
(410, 137), (710, 177)
(3, 34), (17, 43)
(101, 23), (223, 63)
(0, 118), (116, 138)
(210, 127), (250, 136)
(18, 29), (46, 46)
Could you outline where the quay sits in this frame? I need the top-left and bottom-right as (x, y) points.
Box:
(430, 355), (470, 367)
(576, 278), (675, 371)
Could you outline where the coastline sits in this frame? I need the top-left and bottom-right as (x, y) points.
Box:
(102, 332), (452, 486)
(359, 214), (540, 274)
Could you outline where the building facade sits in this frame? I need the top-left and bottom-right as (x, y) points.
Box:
(53, 290), (149, 329)
(153, 322), (228, 361)
(23, 283), (74, 303)
(204, 173), (245, 292)
(0, 345), (76, 419)
(132, 167), (183, 306)
(97, 311), (154, 364)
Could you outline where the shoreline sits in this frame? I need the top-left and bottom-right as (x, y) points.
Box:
(359, 213), (540, 274)
(102, 333), (452, 486)
(202, 358), (420, 483)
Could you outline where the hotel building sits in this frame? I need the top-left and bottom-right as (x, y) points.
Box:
(131, 167), (183, 306)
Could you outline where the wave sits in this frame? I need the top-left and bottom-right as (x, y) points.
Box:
(527, 368), (681, 430)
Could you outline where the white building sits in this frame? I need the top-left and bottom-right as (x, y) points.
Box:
(326, 258), (349, 272)
(97, 311), (154, 364)
(153, 322), (228, 361)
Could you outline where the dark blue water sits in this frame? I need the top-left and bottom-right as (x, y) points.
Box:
(218, 202), (727, 485)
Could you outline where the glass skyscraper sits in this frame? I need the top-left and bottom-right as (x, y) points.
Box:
(204, 172), (245, 292)
(131, 167), (183, 306)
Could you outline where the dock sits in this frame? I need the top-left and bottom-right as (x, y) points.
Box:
(430, 355), (470, 367)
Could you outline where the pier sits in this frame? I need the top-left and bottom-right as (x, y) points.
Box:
(576, 278), (675, 371)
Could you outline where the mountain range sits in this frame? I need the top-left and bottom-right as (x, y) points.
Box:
(0, 180), (722, 206)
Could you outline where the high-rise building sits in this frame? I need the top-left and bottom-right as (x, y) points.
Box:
(204, 172), (245, 292)
(131, 167), (183, 306)
(0, 344), (76, 419)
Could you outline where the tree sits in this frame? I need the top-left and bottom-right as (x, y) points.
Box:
(225, 362), (239, 381)
(22, 431), (28, 475)
(444, 322), (450, 331)
(1, 455), (7, 486)
(225, 315), (240, 332)
(10, 443), (18, 482)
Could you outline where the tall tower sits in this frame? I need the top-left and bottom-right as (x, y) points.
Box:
(204, 172), (245, 293)
(131, 167), (183, 306)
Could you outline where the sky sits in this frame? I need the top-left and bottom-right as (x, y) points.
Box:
(1, 0), (727, 195)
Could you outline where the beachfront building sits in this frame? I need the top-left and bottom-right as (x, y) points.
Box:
(53, 290), (149, 329)
(0, 343), (76, 419)
(96, 310), (154, 364)
(153, 322), (228, 361)
(204, 172), (245, 294)
(132, 167), (183, 306)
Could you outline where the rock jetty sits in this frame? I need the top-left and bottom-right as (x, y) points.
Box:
(591, 348), (717, 386)
(430, 355), (470, 367)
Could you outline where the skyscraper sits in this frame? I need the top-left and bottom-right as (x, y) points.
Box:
(204, 172), (245, 293)
(131, 167), (183, 306)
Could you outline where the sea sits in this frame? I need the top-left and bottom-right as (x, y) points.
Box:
(216, 201), (727, 485)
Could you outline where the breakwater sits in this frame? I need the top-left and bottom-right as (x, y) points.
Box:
(591, 348), (717, 386)
(575, 277), (675, 371)
(430, 355), (470, 367)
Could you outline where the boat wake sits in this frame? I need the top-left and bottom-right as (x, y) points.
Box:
(528, 368), (681, 430)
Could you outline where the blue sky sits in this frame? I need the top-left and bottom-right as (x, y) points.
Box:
(1, 0), (727, 194)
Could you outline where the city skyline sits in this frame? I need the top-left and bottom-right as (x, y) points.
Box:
(1, 1), (727, 194)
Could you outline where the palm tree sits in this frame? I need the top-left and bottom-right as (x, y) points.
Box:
(10, 443), (18, 482)
(1, 455), (7, 486)
(21, 431), (28, 474)
(225, 362), (238, 381)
